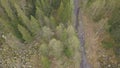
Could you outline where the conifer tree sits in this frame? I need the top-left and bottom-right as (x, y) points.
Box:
(18, 24), (32, 42)
(0, 0), (15, 20)
(0, 0), (81, 68)
(48, 39), (63, 58)
(30, 16), (40, 35)
(14, 3), (31, 30)
(42, 26), (54, 42)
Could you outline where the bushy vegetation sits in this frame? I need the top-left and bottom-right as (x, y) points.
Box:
(108, 7), (120, 56)
(84, 0), (120, 56)
(0, 0), (81, 68)
(84, 0), (116, 22)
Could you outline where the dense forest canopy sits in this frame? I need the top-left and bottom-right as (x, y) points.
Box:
(0, 0), (81, 68)
(0, 0), (120, 68)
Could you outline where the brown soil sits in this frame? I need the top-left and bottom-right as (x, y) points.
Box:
(82, 14), (118, 68)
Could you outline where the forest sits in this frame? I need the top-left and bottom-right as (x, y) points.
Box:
(0, 0), (120, 68)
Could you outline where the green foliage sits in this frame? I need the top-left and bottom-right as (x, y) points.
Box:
(102, 41), (114, 49)
(15, 3), (31, 31)
(30, 16), (40, 35)
(0, 35), (5, 46)
(108, 8), (120, 44)
(49, 39), (63, 58)
(18, 24), (32, 42)
(41, 56), (51, 68)
(36, 0), (52, 17)
(0, 18), (23, 41)
(114, 46), (120, 56)
(42, 26), (54, 42)
(64, 45), (73, 58)
(68, 36), (80, 51)
(66, 25), (76, 37)
(25, 0), (36, 17)
(0, 0), (24, 40)
(64, 25), (80, 58)
(39, 43), (49, 56)
(57, 1), (72, 23)
(86, 0), (95, 6)
(0, 0), (15, 20)
(35, 7), (44, 26)
(0, 0), (81, 67)
(84, 0), (120, 57)
(85, 0), (116, 22)
(50, 16), (57, 29)
(51, 0), (61, 9)
(56, 24), (65, 40)
(107, 8), (120, 57)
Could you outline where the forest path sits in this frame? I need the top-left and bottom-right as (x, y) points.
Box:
(74, 0), (91, 68)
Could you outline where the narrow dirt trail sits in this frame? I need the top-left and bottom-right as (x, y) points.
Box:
(74, 0), (91, 68)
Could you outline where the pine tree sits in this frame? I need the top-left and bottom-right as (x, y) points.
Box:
(0, 0), (81, 68)
(30, 16), (40, 35)
(48, 38), (63, 58)
(42, 26), (54, 42)
(36, 0), (52, 17)
(18, 24), (32, 42)
(0, 0), (15, 20)
(14, 3), (31, 30)
(25, 0), (36, 17)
